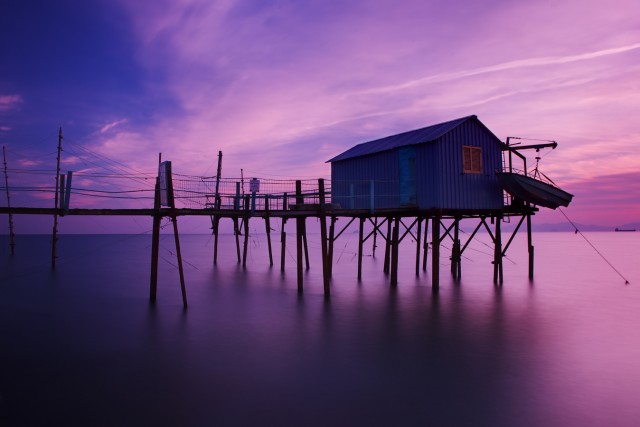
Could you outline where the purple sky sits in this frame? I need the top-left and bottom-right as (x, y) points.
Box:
(1, 0), (639, 232)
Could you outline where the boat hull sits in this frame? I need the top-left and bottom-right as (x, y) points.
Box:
(497, 172), (573, 209)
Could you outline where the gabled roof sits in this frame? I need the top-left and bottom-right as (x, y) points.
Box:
(327, 115), (487, 163)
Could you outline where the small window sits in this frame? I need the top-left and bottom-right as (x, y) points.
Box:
(462, 146), (482, 174)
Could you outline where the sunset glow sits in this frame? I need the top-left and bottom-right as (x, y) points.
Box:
(1, 0), (639, 228)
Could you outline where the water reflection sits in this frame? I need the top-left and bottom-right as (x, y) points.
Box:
(1, 234), (639, 426)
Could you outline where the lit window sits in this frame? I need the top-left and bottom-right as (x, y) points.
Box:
(462, 146), (482, 174)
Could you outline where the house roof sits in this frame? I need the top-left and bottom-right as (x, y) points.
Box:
(327, 115), (492, 163)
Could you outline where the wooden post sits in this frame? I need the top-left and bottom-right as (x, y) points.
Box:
(214, 150), (222, 209)
(281, 193), (288, 272)
(2, 146), (15, 255)
(265, 195), (273, 266)
(328, 216), (336, 277)
(527, 213), (534, 280)
(415, 217), (422, 277)
(372, 217), (378, 257)
(243, 195), (250, 268)
(493, 216), (503, 285)
(295, 180), (304, 292)
(212, 215), (220, 265)
(432, 216), (440, 293)
(451, 218), (461, 279)
(357, 217), (365, 281)
(423, 217), (429, 272)
(318, 179), (330, 296)
(171, 215), (188, 308)
(51, 128), (62, 270)
(383, 217), (392, 274)
(149, 176), (161, 303)
(302, 220), (310, 270)
(233, 217), (241, 263)
(390, 217), (400, 287)
(280, 217), (287, 272)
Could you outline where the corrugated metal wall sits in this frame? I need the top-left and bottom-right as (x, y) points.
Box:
(431, 120), (503, 210)
(331, 150), (399, 209)
(331, 118), (504, 211)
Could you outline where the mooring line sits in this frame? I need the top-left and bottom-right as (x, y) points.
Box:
(558, 208), (630, 285)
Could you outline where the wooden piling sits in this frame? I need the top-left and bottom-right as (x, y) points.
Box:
(493, 216), (503, 285)
(302, 220), (310, 270)
(280, 218), (287, 272)
(233, 217), (241, 263)
(149, 177), (161, 302)
(171, 215), (188, 308)
(318, 179), (330, 296)
(527, 212), (534, 280)
(451, 218), (461, 279)
(242, 216), (250, 268)
(265, 195), (273, 266)
(372, 217), (378, 257)
(2, 146), (15, 255)
(51, 128), (62, 270)
(432, 216), (440, 292)
(357, 216), (365, 281)
(422, 217), (429, 272)
(415, 217), (422, 277)
(328, 216), (336, 278)
(383, 217), (392, 274)
(212, 215), (220, 265)
(390, 217), (400, 287)
(295, 180), (304, 292)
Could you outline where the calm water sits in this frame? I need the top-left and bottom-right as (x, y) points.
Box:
(0, 230), (639, 426)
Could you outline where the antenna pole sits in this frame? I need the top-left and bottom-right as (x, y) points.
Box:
(215, 151), (222, 209)
(3, 146), (16, 255)
(51, 127), (62, 269)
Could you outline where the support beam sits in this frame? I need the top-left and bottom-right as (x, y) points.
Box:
(265, 196), (273, 266)
(233, 217), (241, 264)
(383, 217), (392, 274)
(328, 216), (336, 278)
(493, 216), (503, 285)
(390, 217), (400, 287)
(212, 215), (220, 265)
(296, 180), (304, 292)
(357, 217), (365, 281)
(432, 216), (440, 293)
(242, 215), (250, 268)
(422, 217), (429, 272)
(149, 177), (161, 303)
(172, 216), (188, 308)
(318, 179), (330, 296)
(280, 218), (287, 272)
(415, 217), (422, 277)
(527, 213), (534, 280)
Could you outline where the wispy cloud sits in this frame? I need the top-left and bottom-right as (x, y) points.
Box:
(99, 119), (128, 134)
(353, 43), (640, 96)
(0, 94), (23, 112)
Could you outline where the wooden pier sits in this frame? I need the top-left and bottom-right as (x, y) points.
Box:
(0, 175), (538, 306)
(1, 116), (563, 307)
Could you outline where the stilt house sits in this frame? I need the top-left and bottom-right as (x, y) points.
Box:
(327, 115), (505, 211)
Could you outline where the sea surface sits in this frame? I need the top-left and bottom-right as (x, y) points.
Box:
(0, 229), (639, 426)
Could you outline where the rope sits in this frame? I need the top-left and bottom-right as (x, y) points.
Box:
(558, 208), (630, 285)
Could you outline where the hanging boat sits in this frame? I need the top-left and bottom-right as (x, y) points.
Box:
(497, 171), (573, 209)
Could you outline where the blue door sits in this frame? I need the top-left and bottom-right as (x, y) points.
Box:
(398, 147), (417, 206)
